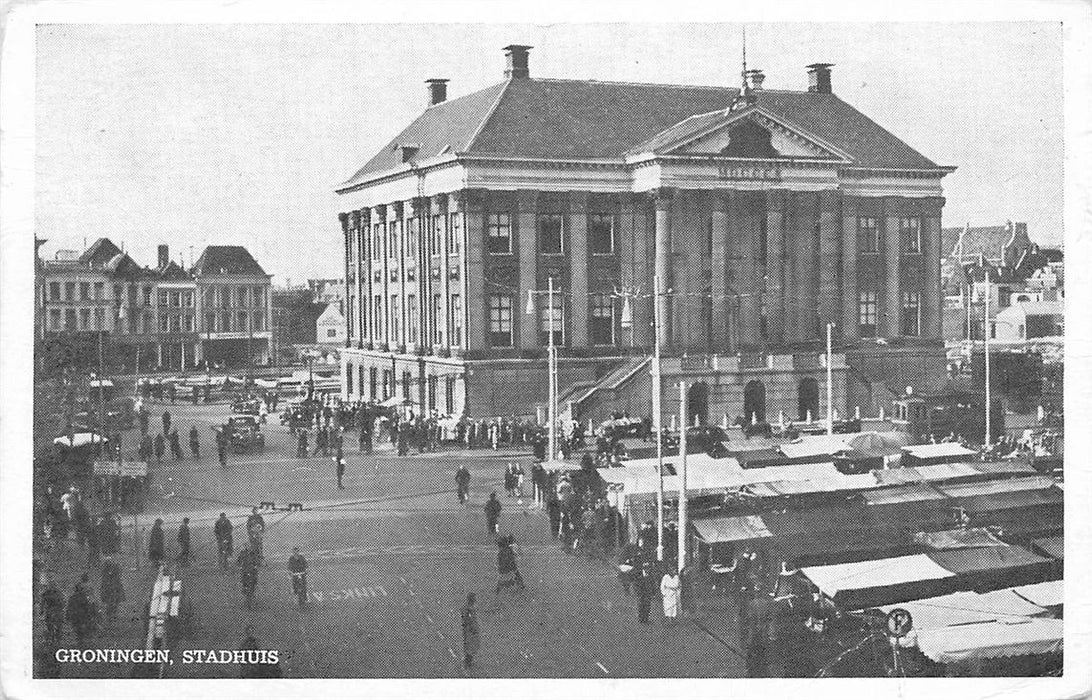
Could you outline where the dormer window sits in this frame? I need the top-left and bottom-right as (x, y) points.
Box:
(398, 144), (420, 163)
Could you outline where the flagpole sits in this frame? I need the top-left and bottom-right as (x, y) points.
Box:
(678, 379), (687, 568)
(547, 276), (557, 464)
(653, 275), (664, 563)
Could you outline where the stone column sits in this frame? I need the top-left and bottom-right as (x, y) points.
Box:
(516, 190), (539, 350)
(412, 197), (428, 349)
(358, 207), (370, 348)
(793, 191), (818, 341)
(818, 189), (841, 332)
(631, 195), (652, 348)
(922, 197), (945, 339)
(618, 193), (638, 346)
(883, 198), (902, 338)
(569, 192), (589, 348)
(433, 195), (449, 349)
(462, 191), (486, 352)
(374, 204), (389, 345)
(764, 190), (786, 344)
(710, 194), (729, 349)
(841, 197), (859, 340)
(738, 192), (762, 346)
(340, 213), (352, 347)
(653, 188), (673, 348)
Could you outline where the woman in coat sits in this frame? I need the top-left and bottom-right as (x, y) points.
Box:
(660, 568), (682, 622)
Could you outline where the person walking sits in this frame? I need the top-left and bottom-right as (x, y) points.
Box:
(66, 574), (96, 646)
(455, 465), (470, 504)
(546, 493), (561, 539)
(297, 430), (309, 459)
(189, 426), (200, 459)
(461, 592), (480, 670)
(153, 433), (165, 465)
(100, 556), (124, 622)
(138, 407), (149, 435)
(217, 430), (228, 467)
(660, 568), (682, 624)
(177, 517), (191, 567)
(494, 535), (526, 594)
(484, 493), (501, 534)
(148, 519), (165, 568)
(214, 513), (234, 569)
(41, 577), (65, 646)
(358, 413), (371, 454)
(247, 507), (266, 562)
(335, 450), (346, 490)
(162, 410), (172, 437)
(314, 425), (328, 457)
(169, 429), (183, 461)
(635, 563), (655, 625)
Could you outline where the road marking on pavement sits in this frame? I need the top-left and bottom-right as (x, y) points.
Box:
(309, 585), (387, 603)
(596, 662), (609, 674)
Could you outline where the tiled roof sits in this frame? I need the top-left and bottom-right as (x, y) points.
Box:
(341, 78), (941, 188)
(191, 246), (267, 276)
(941, 225), (1014, 261)
(78, 238), (123, 269)
(156, 260), (193, 281)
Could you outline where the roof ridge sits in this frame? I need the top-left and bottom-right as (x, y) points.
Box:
(533, 76), (738, 91)
(423, 79), (508, 112)
(464, 79), (513, 152)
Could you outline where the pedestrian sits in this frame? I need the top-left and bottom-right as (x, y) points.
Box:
(297, 430), (309, 459)
(546, 493), (561, 539)
(139, 434), (153, 463)
(162, 410), (172, 436)
(169, 429), (183, 460)
(635, 563), (655, 624)
(335, 452), (346, 490)
(359, 415), (371, 454)
(138, 408), (149, 435)
(741, 590), (774, 677)
(484, 492), (501, 534)
(177, 517), (191, 567)
(72, 499), (90, 549)
(214, 513), (234, 569)
(41, 577), (65, 645)
(189, 426), (200, 459)
(661, 568), (682, 623)
(168, 383), (176, 404)
(455, 465), (470, 504)
(461, 592), (480, 670)
(148, 518), (164, 567)
(247, 507), (265, 562)
(153, 433), (165, 465)
(192, 386), (200, 405)
(66, 574), (96, 646)
(217, 431), (228, 467)
(100, 556), (124, 621)
(314, 425), (328, 457)
(494, 535), (526, 594)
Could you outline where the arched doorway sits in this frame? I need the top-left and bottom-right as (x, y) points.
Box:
(743, 380), (766, 424)
(798, 377), (819, 421)
(687, 382), (710, 426)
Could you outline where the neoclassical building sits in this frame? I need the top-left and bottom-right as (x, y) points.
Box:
(336, 45), (953, 424)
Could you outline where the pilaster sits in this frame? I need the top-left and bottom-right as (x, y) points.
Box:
(516, 190), (539, 350)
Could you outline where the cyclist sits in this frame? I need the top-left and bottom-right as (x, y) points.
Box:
(237, 546), (259, 606)
(287, 547), (308, 608)
(214, 513), (233, 569)
(246, 507), (266, 563)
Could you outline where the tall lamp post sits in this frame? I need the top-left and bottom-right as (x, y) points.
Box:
(652, 275), (664, 563)
(826, 321), (835, 436)
(677, 379), (688, 568)
(983, 274), (991, 448)
(526, 276), (558, 463)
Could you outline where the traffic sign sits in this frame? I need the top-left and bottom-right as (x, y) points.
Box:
(886, 608), (913, 638)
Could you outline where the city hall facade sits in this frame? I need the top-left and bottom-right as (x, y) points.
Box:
(335, 46), (953, 425)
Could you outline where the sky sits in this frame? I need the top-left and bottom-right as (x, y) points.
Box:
(35, 22), (1063, 284)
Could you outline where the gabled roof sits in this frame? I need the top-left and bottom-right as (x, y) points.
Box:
(191, 246), (267, 276)
(942, 225), (1015, 262)
(340, 78), (943, 189)
(156, 260), (193, 281)
(79, 238), (123, 269)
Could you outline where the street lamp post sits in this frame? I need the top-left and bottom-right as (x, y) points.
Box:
(984, 275), (991, 447)
(652, 275), (664, 563)
(826, 321), (834, 436)
(678, 379), (688, 568)
(526, 277), (558, 463)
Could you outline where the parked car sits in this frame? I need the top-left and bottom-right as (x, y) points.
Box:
(216, 414), (265, 453)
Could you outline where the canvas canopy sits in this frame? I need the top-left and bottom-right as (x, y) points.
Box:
(913, 528), (1007, 550)
(1030, 536), (1063, 560)
(903, 443), (978, 460)
(915, 619), (1062, 663)
(936, 476), (1059, 499)
(926, 545), (1051, 575)
(800, 554), (956, 600)
(860, 484), (948, 506)
(1011, 580), (1063, 608)
(956, 488), (1064, 515)
(871, 464), (980, 486)
(54, 432), (108, 448)
(692, 515), (773, 544)
(877, 589), (1047, 630)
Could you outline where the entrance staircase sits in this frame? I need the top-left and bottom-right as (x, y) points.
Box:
(557, 356), (651, 423)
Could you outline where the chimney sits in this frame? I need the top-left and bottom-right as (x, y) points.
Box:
(746, 69), (766, 90)
(425, 78), (449, 106)
(157, 244), (169, 269)
(806, 63), (834, 93)
(503, 44), (532, 79)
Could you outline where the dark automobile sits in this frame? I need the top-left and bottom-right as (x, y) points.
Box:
(215, 414), (266, 453)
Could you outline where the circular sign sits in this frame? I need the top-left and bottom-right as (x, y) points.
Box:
(887, 608), (913, 638)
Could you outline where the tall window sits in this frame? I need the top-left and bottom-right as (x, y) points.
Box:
(221, 311), (232, 332)
(402, 371), (411, 399)
(346, 363), (355, 395)
(93, 282), (104, 300)
(369, 367), (378, 400)
(445, 376), (455, 414)
(206, 312), (217, 333)
(407, 218), (419, 259)
(374, 295), (383, 339)
(158, 290), (170, 307)
(183, 291), (194, 307)
(859, 290), (878, 337)
(94, 307), (105, 330)
(539, 213), (564, 255)
(901, 216), (922, 254)
(589, 213), (615, 255)
(434, 295), (444, 346)
(901, 291), (921, 336)
(382, 369), (392, 399)
(407, 294), (419, 344)
(388, 220), (400, 259)
(50, 282), (60, 300)
(80, 308), (91, 330)
(252, 287), (263, 306)
(390, 295), (400, 342)
(758, 216), (769, 264)
(449, 212), (462, 256)
(451, 294), (463, 347)
(253, 311), (263, 332)
(143, 286), (153, 306)
(857, 217), (879, 254)
(539, 293), (563, 346)
(65, 309), (76, 330)
(487, 212), (512, 254)
(589, 293), (614, 346)
(50, 309), (61, 330)
(184, 314), (195, 332)
(488, 294), (513, 347)
(432, 214), (443, 255)
(80, 282), (90, 301)
(428, 375), (438, 411)
(160, 314), (170, 332)
(65, 282), (75, 300)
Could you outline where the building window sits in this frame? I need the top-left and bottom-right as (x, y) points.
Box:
(235, 310), (247, 331)
(206, 312), (217, 333)
(389, 220), (400, 259)
(65, 282), (75, 301)
(758, 216), (769, 265)
(373, 223), (384, 260)
(428, 375), (438, 411)
(171, 315), (182, 333)
(160, 314), (170, 332)
(144, 286), (153, 306)
(94, 307), (105, 330)
(80, 308), (91, 330)
(431, 214), (443, 255)
(369, 367), (378, 400)
(346, 363), (354, 395)
(488, 294), (513, 347)
(182, 291), (194, 307)
(158, 290), (169, 307)
(219, 287), (230, 309)
(589, 213), (615, 255)
(487, 212), (512, 255)
(221, 312), (232, 333)
(901, 291), (921, 336)
(253, 287), (264, 307)
(539, 213), (564, 255)
(449, 212), (462, 256)
(859, 290), (878, 337)
(253, 311), (263, 332)
(451, 294), (462, 347)
(445, 376), (455, 414)
(327, 328), (337, 339)
(48, 282), (60, 300)
(172, 291), (183, 307)
(80, 282), (90, 301)
(407, 294), (419, 344)
(390, 295), (401, 342)
(402, 371), (411, 399)
(382, 369), (392, 399)
(65, 309), (76, 330)
(184, 314), (194, 332)
(434, 294), (445, 346)
(50, 309), (61, 330)
(539, 292), (564, 346)
(239, 287), (250, 307)
(374, 295), (383, 339)
(857, 217), (879, 254)
(901, 216), (922, 254)
(407, 218), (419, 259)
(589, 293), (615, 346)
(94, 282), (104, 300)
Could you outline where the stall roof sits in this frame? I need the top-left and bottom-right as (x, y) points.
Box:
(914, 528), (1007, 550)
(877, 589), (1047, 630)
(692, 515), (773, 544)
(860, 483), (948, 506)
(1030, 536), (1063, 560)
(903, 443), (978, 459)
(1011, 580), (1064, 608)
(744, 473), (880, 497)
(926, 545), (1051, 575)
(730, 448), (788, 468)
(872, 463), (981, 486)
(800, 554), (956, 599)
(54, 432), (108, 447)
(915, 618), (1063, 664)
(615, 455), (850, 497)
(957, 488), (1064, 515)
(971, 462), (1038, 476)
(542, 459), (585, 472)
(778, 434), (859, 459)
(936, 476), (1059, 499)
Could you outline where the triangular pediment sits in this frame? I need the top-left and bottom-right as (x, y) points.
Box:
(663, 106), (851, 161)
